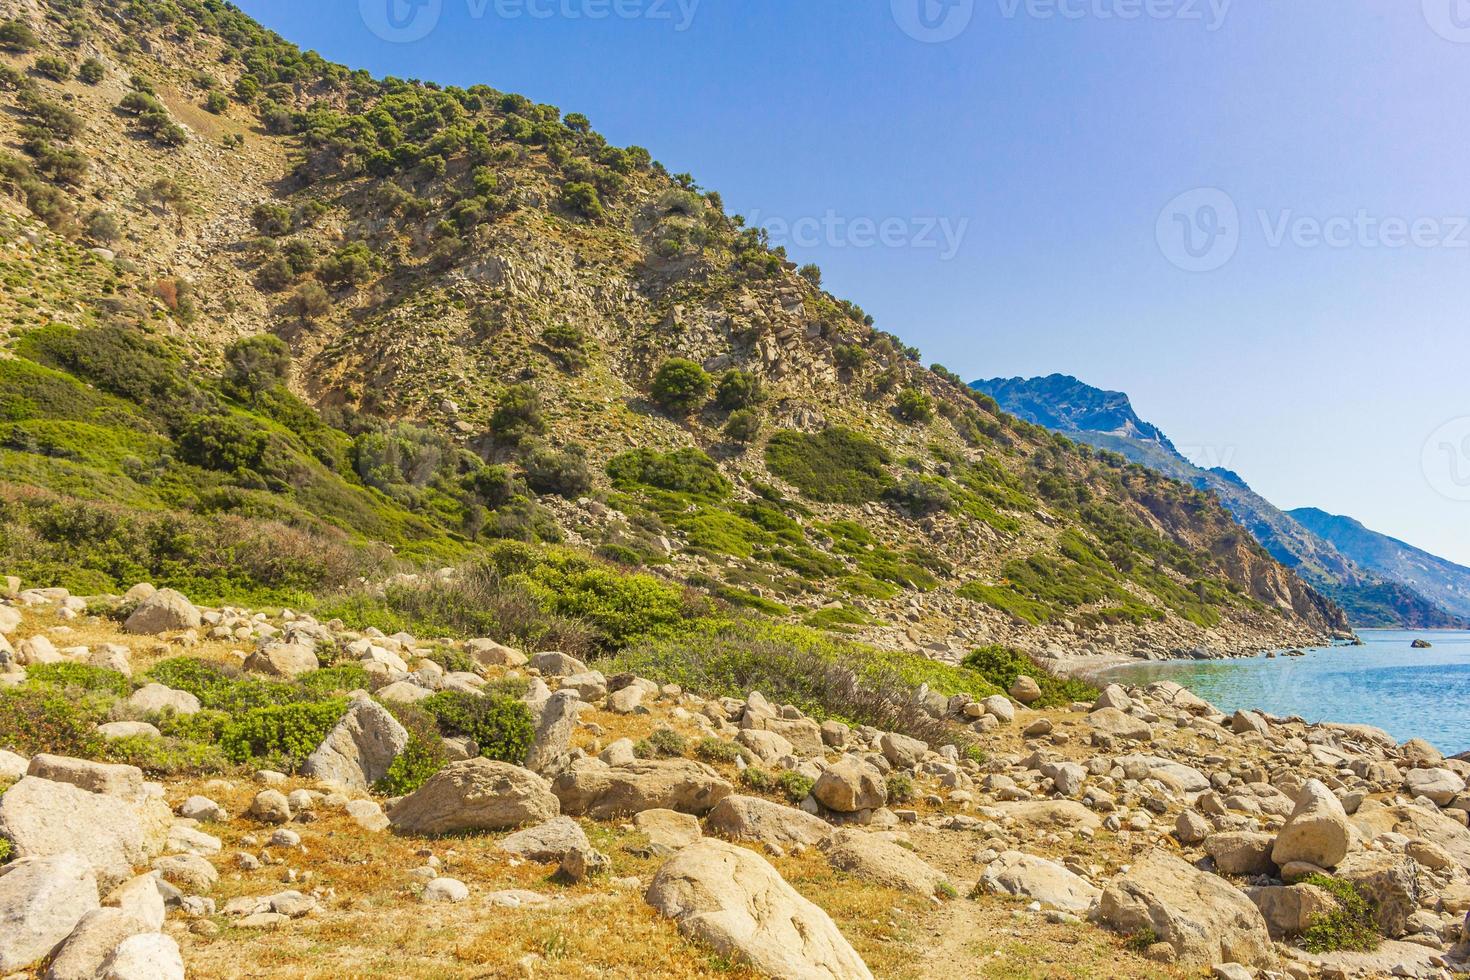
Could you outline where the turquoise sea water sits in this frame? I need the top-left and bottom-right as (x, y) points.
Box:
(1105, 630), (1470, 755)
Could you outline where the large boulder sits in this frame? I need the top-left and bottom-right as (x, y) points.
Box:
(529, 652), (587, 677)
(1097, 850), (1273, 967)
(45, 907), (151, 980)
(496, 816), (589, 863)
(1352, 800), (1470, 871)
(1271, 779), (1351, 869)
(978, 851), (1101, 913)
(122, 589), (199, 635)
(991, 800), (1102, 833)
(1205, 832), (1277, 877)
(0, 778), (150, 889)
(812, 756), (887, 814)
(388, 759), (559, 836)
(524, 690), (581, 774)
(27, 755), (143, 799)
(300, 698), (409, 791)
(878, 732), (927, 769)
(126, 684), (200, 716)
(635, 809), (702, 850)
(1114, 755), (1209, 794)
(706, 795), (834, 850)
(1334, 852), (1422, 938)
(0, 853), (100, 973)
(1246, 883), (1340, 939)
(99, 933), (184, 980)
(243, 643), (318, 679)
(551, 759), (732, 819)
(646, 839), (873, 980)
(821, 830), (949, 896)
(1404, 767), (1465, 805)
(1088, 708), (1152, 742)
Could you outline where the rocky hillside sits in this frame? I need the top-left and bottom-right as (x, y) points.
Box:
(0, 0), (1347, 664)
(1, 582), (1469, 979)
(973, 376), (1463, 630)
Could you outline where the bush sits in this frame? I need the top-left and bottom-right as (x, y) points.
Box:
(288, 282), (332, 320)
(421, 691), (535, 763)
(694, 737), (747, 764)
(651, 359), (712, 415)
(0, 838), (11, 863)
(606, 448), (730, 498)
(524, 447), (592, 498)
(488, 384), (546, 445)
(33, 56), (71, 82)
(961, 646), (1097, 708)
(715, 370), (763, 411)
(223, 335), (292, 399)
(561, 181), (603, 219)
(0, 19), (38, 51)
(1300, 876), (1381, 953)
(886, 773), (916, 804)
(0, 686), (111, 756)
(884, 477), (953, 517)
(252, 203), (293, 237)
(895, 388), (935, 424)
(634, 727), (687, 759)
(765, 428), (893, 504)
(25, 662), (131, 697)
(318, 243), (378, 287)
(374, 701), (448, 795)
(146, 659), (308, 714)
(205, 91), (228, 113)
(85, 210), (121, 243)
(77, 59), (104, 85)
(723, 409), (761, 444)
(219, 699), (349, 768)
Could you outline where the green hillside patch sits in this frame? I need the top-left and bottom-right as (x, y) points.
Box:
(766, 427), (894, 504)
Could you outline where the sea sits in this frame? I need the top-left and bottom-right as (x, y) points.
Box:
(1104, 630), (1470, 756)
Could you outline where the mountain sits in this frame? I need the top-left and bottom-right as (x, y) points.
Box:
(0, 0), (1346, 661)
(1290, 508), (1470, 623)
(973, 375), (1465, 629)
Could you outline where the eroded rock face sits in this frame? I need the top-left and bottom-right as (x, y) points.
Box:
(388, 759), (559, 835)
(978, 851), (1101, 913)
(1353, 800), (1470, 871)
(1097, 850), (1273, 967)
(646, 839), (874, 980)
(551, 759), (732, 819)
(300, 698), (409, 791)
(821, 830), (949, 896)
(0, 853), (100, 973)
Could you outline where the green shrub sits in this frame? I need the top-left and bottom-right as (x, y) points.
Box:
(561, 181), (603, 219)
(0, 19), (38, 51)
(723, 409), (761, 444)
(775, 770), (815, 804)
(219, 698), (349, 768)
(96, 734), (230, 777)
(715, 370), (763, 411)
(318, 243), (378, 287)
(421, 691), (534, 763)
(374, 702), (448, 796)
(651, 359), (711, 415)
(961, 645), (1097, 708)
(694, 737), (747, 764)
(886, 773), (916, 803)
(607, 448), (730, 499)
(299, 664), (372, 696)
(895, 389), (934, 424)
(25, 662), (131, 697)
(884, 477), (953, 516)
(33, 56), (71, 82)
(540, 324), (588, 372)
(0, 686), (111, 756)
(205, 91), (228, 113)
(765, 428), (893, 504)
(0, 837), (11, 863)
(1300, 876), (1381, 952)
(147, 659), (310, 714)
(524, 447), (593, 498)
(223, 334), (292, 399)
(288, 282), (332, 319)
(634, 727), (687, 759)
(488, 384), (546, 445)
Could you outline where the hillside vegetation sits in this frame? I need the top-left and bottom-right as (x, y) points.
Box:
(0, 0), (1345, 662)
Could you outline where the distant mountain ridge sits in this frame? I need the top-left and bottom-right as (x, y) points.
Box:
(972, 375), (1467, 629)
(1290, 508), (1470, 624)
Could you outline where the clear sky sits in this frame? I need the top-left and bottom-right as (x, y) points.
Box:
(237, 0), (1470, 565)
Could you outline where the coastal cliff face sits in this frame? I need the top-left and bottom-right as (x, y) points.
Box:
(0, 0), (1341, 665)
(974, 375), (1463, 631)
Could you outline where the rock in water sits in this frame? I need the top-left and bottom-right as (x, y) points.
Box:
(646, 839), (873, 980)
(1271, 778), (1350, 869)
(388, 759), (559, 835)
(0, 853), (100, 973)
(1098, 850), (1273, 967)
(122, 589), (200, 635)
(301, 698), (409, 790)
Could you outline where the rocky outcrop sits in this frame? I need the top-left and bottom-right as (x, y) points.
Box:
(388, 760), (559, 835)
(706, 795), (834, 851)
(820, 830), (949, 896)
(551, 759), (732, 819)
(0, 853), (100, 973)
(300, 698), (409, 791)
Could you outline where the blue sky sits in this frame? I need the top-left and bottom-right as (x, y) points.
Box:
(238, 0), (1470, 565)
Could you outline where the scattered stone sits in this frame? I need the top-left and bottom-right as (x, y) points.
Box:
(813, 757), (887, 814)
(821, 829), (949, 896)
(247, 790), (292, 825)
(122, 590), (200, 635)
(524, 690), (582, 773)
(1205, 832), (1277, 877)
(497, 816), (590, 863)
(1010, 676), (1042, 704)
(422, 878), (469, 903)
(559, 845), (611, 883)
(978, 851), (1101, 913)
(706, 795), (834, 850)
(243, 644), (318, 679)
(346, 799), (390, 832)
(45, 907), (150, 980)
(529, 652), (587, 676)
(98, 932), (185, 980)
